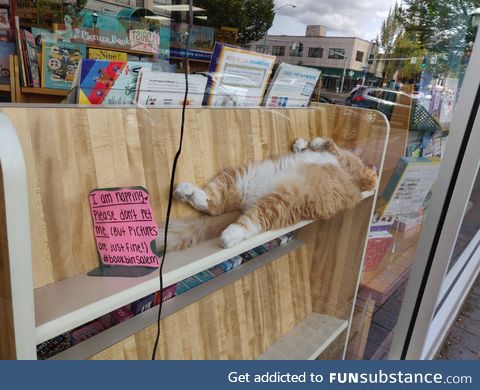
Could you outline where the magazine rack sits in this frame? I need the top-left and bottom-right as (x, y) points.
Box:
(0, 105), (389, 359)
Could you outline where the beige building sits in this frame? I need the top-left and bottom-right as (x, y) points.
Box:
(248, 25), (383, 92)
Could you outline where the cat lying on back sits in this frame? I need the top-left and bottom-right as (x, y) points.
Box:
(157, 137), (376, 251)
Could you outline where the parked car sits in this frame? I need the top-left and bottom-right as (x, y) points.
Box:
(345, 86), (412, 109)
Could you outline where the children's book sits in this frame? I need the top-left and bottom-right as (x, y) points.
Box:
(41, 41), (86, 89)
(23, 30), (40, 87)
(381, 157), (441, 217)
(0, 41), (15, 84)
(77, 58), (152, 105)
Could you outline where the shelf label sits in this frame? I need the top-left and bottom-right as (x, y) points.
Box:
(88, 187), (160, 268)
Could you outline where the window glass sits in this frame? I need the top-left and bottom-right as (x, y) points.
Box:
(356, 50), (364, 62)
(308, 47), (323, 58)
(272, 45), (285, 56)
(328, 48), (346, 59)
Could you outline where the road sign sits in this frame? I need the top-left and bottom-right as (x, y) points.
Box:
(348, 70), (354, 77)
(430, 56), (438, 65)
(410, 57), (417, 64)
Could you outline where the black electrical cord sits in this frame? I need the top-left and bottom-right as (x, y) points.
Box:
(151, 0), (193, 360)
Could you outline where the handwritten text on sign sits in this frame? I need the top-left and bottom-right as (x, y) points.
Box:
(89, 188), (159, 267)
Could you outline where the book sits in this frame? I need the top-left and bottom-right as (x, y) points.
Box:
(23, 30), (40, 87)
(41, 41), (86, 89)
(363, 231), (394, 272)
(0, 41), (14, 84)
(88, 48), (128, 61)
(135, 69), (207, 107)
(77, 58), (152, 105)
(20, 30), (32, 86)
(370, 214), (395, 232)
(0, 8), (9, 29)
(130, 293), (155, 315)
(393, 214), (424, 232)
(381, 157), (441, 217)
(14, 17), (27, 86)
(264, 63), (321, 107)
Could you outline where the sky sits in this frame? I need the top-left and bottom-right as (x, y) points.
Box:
(269, 0), (400, 41)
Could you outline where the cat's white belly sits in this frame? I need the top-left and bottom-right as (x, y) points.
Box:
(237, 150), (339, 209)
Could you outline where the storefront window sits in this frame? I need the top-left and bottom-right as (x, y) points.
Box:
(1, 0), (480, 362)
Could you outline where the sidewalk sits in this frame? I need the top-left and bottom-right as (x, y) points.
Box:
(437, 275), (480, 359)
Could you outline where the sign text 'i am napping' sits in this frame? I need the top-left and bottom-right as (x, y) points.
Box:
(89, 188), (159, 267)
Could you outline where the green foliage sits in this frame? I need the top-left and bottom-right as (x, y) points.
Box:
(194, 0), (275, 45)
(378, 0), (480, 81)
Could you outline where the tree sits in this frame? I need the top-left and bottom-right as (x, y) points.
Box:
(194, 0), (275, 45)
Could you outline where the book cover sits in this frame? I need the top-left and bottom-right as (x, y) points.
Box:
(42, 41), (86, 89)
(88, 48), (128, 61)
(0, 41), (14, 84)
(0, 8), (9, 29)
(78, 58), (152, 105)
(130, 293), (155, 315)
(23, 30), (40, 87)
(381, 157), (441, 217)
(363, 231), (394, 272)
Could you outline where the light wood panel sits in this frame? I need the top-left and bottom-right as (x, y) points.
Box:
(0, 167), (16, 359)
(90, 246), (312, 360)
(0, 106), (388, 289)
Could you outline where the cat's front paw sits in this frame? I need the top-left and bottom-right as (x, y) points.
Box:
(220, 224), (245, 248)
(292, 138), (309, 153)
(174, 182), (210, 212)
(174, 182), (196, 201)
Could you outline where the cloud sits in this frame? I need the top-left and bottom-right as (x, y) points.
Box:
(270, 0), (399, 40)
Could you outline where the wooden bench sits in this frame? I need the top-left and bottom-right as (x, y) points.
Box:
(0, 105), (388, 359)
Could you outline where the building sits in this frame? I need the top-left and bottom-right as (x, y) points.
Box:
(248, 25), (384, 92)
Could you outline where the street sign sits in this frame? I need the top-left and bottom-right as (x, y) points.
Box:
(348, 70), (354, 77)
(410, 57), (417, 64)
(430, 56), (438, 65)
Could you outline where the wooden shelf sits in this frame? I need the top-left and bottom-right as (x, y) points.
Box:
(20, 87), (70, 97)
(0, 84), (11, 92)
(49, 240), (305, 359)
(257, 313), (348, 360)
(35, 190), (373, 345)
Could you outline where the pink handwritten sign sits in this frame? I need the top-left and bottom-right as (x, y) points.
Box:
(88, 187), (159, 268)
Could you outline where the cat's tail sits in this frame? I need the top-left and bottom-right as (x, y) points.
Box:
(155, 211), (241, 253)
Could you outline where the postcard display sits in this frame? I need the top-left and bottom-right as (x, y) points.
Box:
(0, 100), (389, 359)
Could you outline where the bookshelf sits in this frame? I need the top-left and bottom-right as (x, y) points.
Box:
(0, 106), (388, 360)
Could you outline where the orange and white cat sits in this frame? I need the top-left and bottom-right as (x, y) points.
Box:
(157, 137), (376, 251)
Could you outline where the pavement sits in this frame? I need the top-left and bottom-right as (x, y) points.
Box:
(437, 275), (480, 359)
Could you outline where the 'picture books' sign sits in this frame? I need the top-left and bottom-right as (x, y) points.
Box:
(88, 187), (160, 269)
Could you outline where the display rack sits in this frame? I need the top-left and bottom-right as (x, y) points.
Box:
(0, 105), (389, 360)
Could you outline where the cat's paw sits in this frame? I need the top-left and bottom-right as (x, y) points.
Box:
(292, 138), (308, 153)
(174, 182), (195, 201)
(309, 137), (328, 151)
(219, 224), (245, 248)
(174, 182), (209, 212)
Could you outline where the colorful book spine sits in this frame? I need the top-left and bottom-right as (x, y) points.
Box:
(130, 293), (155, 315)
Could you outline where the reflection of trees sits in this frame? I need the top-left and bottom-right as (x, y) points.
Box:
(377, 0), (479, 83)
(194, 0), (274, 45)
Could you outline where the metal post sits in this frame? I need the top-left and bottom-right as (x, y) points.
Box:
(263, 31), (268, 54)
(340, 55), (347, 93)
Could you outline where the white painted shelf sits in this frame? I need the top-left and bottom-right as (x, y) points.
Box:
(34, 190), (374, 344)
(257, 313), (348, 360)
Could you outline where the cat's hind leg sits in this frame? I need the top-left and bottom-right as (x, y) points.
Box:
(219, 190), (300, 248)
(291, 138), (309, 153)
